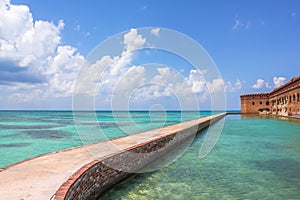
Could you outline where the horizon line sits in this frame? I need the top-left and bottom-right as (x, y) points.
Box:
(0, 109), (240, 112)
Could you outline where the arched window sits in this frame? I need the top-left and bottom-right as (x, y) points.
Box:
(293, 94), (296, 102)
(252, 102), (255, 105)
(266, 101), (269, 105)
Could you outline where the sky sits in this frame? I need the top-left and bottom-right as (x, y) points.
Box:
(0, 0), (299, 110)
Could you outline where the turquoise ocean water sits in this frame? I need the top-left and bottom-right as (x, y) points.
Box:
(1, 111), (299, 199)
(0, 111), (215, 168)
(100, 114), (300, 199)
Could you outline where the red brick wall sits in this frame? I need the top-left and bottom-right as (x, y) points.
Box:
(240, 95), (270, 114)
(241, 76), (300, 116)
(269, 86), (300, 116)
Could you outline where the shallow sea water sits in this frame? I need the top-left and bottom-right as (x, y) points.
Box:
(0, 111), (213, 168)
(100, 115), (300, 199)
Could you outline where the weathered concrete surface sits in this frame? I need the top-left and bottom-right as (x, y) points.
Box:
(0, 113), (226, 200)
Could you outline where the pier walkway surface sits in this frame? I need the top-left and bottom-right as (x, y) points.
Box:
(0, 113), (226, 200)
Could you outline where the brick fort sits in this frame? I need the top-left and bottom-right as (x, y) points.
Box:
(240, 75), (300, 117)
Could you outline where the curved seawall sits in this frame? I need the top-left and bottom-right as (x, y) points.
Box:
(0, 113), (226, 200)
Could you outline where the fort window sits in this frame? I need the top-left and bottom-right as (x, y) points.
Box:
(260, 101), (262, 105)
(266, 101), (269, 105)
(293, 94), (296, 102)
(297, 93), (299, 102)
(252, 102), (255, 105)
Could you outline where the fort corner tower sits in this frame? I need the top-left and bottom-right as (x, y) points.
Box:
(240, 76), (300, 117)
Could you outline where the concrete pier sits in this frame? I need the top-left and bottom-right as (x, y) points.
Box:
(0, 113), (226, 200)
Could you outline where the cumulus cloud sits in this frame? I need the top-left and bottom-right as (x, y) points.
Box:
(0, 0), (84, 102)
(152, 67), (192, 96)
(225, 79), (242, 92)
(95, 58), (226, 109)
(78, 32), (228, 109)
(75, 56), (113, 96)
(0, 1), (225, 110)
(185, 69), (206, 93)
(0, 2), (64, 65)
(252, 77), (286, 89)
(273, 76), (286, 88)
(151, 28), (160, 36)
(74, 28), (147, 103)
(88, 28), (147, 104)
(252, 79), (265, 89)
(112, 67), (191, 104)
(123, 28), (146, 53)
(207, 78), (225, 94)
(123, 67), (202, 110)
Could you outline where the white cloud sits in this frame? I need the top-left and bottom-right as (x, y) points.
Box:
(0, 2), (64, 65)
(117, 66), (146, 91)
(273, 76), (286, 88)
(76, 56), (113, 96)
(153, 67), (192, 96)
(126, 67), (201, 109)
(185, 69), (206, 93)
(252, 79), (265, 89)
(0, 0), (225, 110)
(252, 77), (286, 89)
(225, 79), (242, 92)
(76, 29), (146, 98)
(0, 0), (9, 8)
(151, 28), (160, 37)
(111, 65), (146, 103)
(207, 78), (225, 93)
(89, 52), (225, 109)
(265, 82), (272, 89)
(46, 45), (83, 75)
(99, 29), (145, 94)
(123, 28), (146, 53)
(9, 89), (45, 103)
(0, 0), (84, 103)
(100, 65), (211, 108)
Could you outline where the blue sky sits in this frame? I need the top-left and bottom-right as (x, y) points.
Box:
(0, 0), (299, 110)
